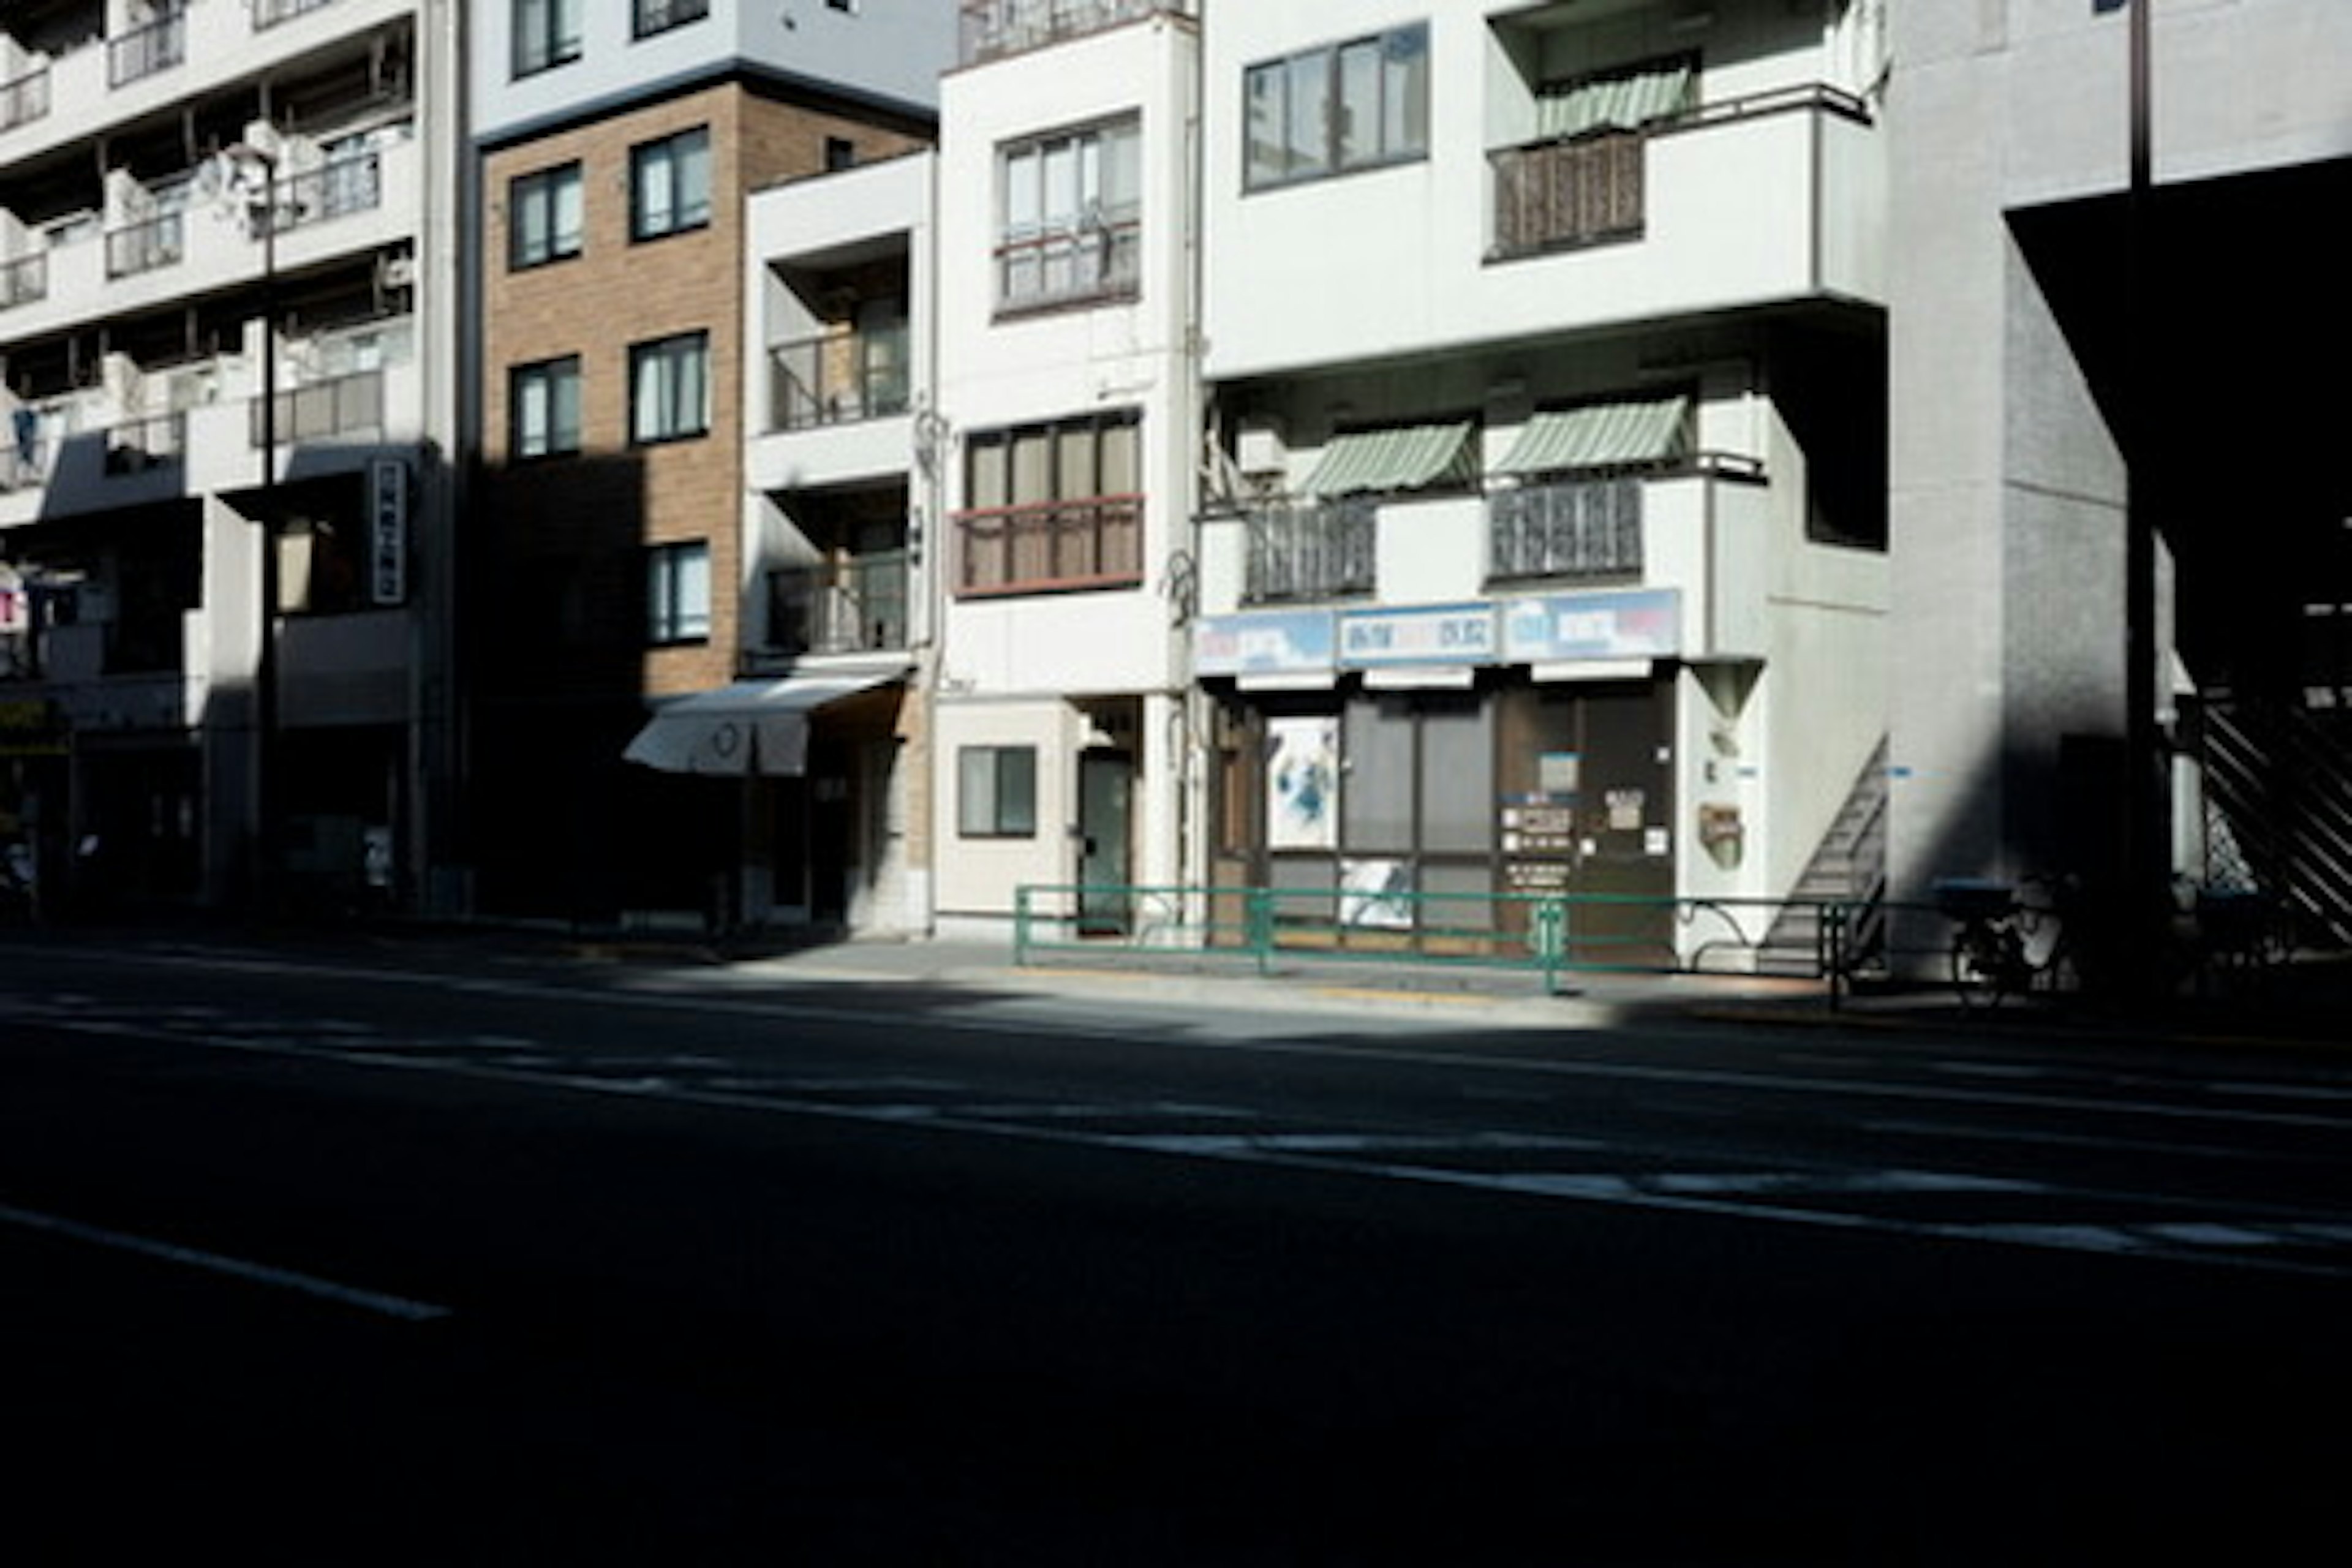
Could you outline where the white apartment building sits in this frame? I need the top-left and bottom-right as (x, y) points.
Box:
(929, 1), (1202, 936)
(1190, 0), (1891, 965)
(0, 0), (463, 915)
(1888, 0), (2352, 947)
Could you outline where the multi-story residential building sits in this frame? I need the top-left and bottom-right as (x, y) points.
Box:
(1888, 0), (2352, 948)
(462, 0), (950, 927)
(929, 0), (1202, 935)
(1189, 0), (1890, 963)
(0, 0), (464, 915)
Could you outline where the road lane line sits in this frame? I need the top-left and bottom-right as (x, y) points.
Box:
(0, 1202), (451, 1323)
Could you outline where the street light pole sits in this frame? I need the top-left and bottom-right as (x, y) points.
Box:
(2120, 0), (2162, 997)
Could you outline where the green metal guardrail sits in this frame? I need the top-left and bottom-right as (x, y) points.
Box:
(1014, 883), (1875, 1001)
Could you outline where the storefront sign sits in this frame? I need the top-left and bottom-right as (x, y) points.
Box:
(1338, 603), (1498, 668)
(1194, 609), (1335, 677)
(368, 458), (407, 606)
(1501, 588), (1681, 663)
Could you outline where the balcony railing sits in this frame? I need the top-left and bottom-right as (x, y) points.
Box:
(104, 412), (187, 476)
(767, 551), (910, 655)
(635, 0), (710, 38)
(0, 254), (47, 311)
(108, 6), (187, 88)
(1243, 499), (1375, 605)
(956, 494), (1143, 596)
(996, 216), (1140, 314)
(274, 152), (385, 230)
(250, 369), (385, 445)
(252, 0), (345, 28)
(1489, 478), (1643, 581)
(104, 211), (184, 279)
(768, 323), (910, 431)
(959, 1), (1191, 66)
(1491, 132), (1646, 258)
(1, 67), (50, 131)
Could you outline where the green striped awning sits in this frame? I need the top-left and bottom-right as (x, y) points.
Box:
(1492, 396), (1690, 478)
(1300, 421), (1479, 498)
(1536, 61), (1695, 141)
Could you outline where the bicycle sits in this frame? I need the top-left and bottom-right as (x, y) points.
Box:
(1934, 875), (2076, 1010)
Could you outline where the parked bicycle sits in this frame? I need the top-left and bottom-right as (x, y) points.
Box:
(1934, 874), (2077, 1010)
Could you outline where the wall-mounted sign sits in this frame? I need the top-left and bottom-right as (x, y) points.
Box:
(1501, 588), (1681, 663)
(1194, 609), (1336, 677)
(368, 458), (407, 606)
(1338, 602), (1498, 668)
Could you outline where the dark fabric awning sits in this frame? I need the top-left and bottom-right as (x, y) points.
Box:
(623, 671), (899, 777)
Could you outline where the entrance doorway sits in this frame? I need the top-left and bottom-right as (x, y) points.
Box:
(1077, 749), (1132, 935)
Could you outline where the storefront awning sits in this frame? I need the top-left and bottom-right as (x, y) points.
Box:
(1491, 395), (1689, 478)
(1536, 61), (1695, 141)
(1300, 421), (1479, 498)
(623, 671), (899, 777)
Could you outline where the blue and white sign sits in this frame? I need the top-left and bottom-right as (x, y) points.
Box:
(1501, 588), (1681, 662)
(1193, 609), (1336, 677)
(1337, 603), (1498, 668)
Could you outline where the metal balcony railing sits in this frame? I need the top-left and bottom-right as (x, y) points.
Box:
(1491, 132), (1647, 257)
(0, 254), (47, 311)
(104, 211), (184, 279)
(956, 494), (1143, 595)
(249, 369), (385, 445)
(1, 67), (50, 131)
(104, 412), (187, 475)
(996, 215), (1140, 314)
(1488, 478), (1643, 580)
(767, 323), (910, 431)
(109, 6), (187, 88)
(767, 551), (911, 655)
(959, 1), (1191, 66)
(274, 152), (385, 229)
(1243, 499), (1375, 605)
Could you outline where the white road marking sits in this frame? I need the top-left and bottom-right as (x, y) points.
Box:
(0, 1202), (451, 1322)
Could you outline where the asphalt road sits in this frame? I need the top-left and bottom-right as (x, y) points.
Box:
(3, 931), (2346, 1564)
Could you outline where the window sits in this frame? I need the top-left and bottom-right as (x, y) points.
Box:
(997, 117), (1141, 312)
(630, 127), (711, 241)
(629, 331), (709, 445)
(508, 162), (583, 268)
(513, 0), (583, 77)
(958, 746), (1038, 838)
(824, 137), (857, 172)
(633, 0), (708, 39)
(957, 410), (1143, 595)
(508, 356), (581, 460)
(1246, 23), (1429, 189)
(647, 540), (710, 644)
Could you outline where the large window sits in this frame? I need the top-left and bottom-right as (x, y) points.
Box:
(958, 746), (1038, 838)
(628, 331), (710, 445)
(509, 356), (581, 460)
(513, 0), (583, 77)
(1245, 23), (1429, 189)
(997, 117), (1141, 312)
(508, 162), (582, 269)
(647, 540), (710, 644)
(957, 410), (1142, 595)
(630, 127), (711, 241)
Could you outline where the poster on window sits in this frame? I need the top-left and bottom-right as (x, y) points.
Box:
(1265, 715), (1339, 851)
(1340, 858), (1414, 930)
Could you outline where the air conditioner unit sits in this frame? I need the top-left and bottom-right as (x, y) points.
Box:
(1236, 419), (1287, 478)
(379, 256), (417, 290)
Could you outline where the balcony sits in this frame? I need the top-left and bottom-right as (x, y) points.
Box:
(955, 495), (1143, 597)
(767, 324), (909, 431)
(108, 5), (186, 89)
(959, 0), (1192, 66)
(249, 368), (385, 447)
(102, 411), (186, 476)
(1, 66), (48, 132)
(1243, 499), (1375, 606)
(767, 551), (910, 657)
(995, 215), (1140, 315)
(1488, 479), (1643, 581)
(103, 210), (184, 279)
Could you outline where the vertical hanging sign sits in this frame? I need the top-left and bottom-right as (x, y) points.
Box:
(368, 457), (407, 606)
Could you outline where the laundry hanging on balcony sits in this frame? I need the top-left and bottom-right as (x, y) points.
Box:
(1491, 394), (1691, 477)
(622, 671), (900, 777)
(1299, 421), (1479, 497)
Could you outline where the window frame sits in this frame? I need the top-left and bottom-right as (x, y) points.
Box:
(512, 0), (584, 79)
(632, 0), (709, 41)
(646, 539), (712, 646)
(508, 355), (582, 461)
(995, 115), (1143, 315)
(507, 160), (584, 271)
(957, 745), (1039, 839)
(629, 126), (713, 243)
(1245, 22), (1430, 192)
(627, 330), (711, 447)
